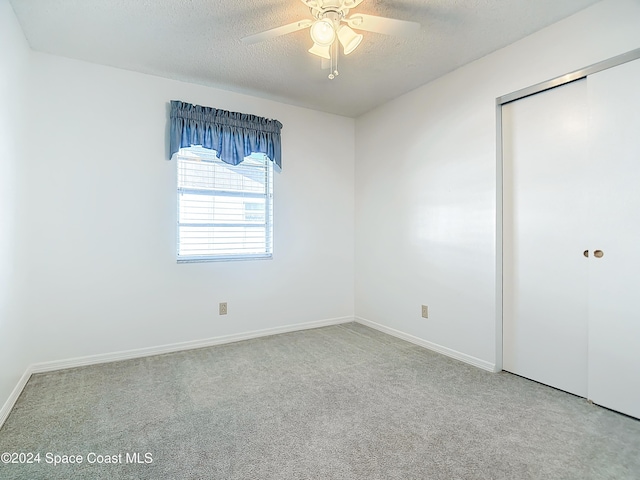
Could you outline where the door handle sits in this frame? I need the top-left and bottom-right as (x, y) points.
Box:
(594, 250), (604, 258)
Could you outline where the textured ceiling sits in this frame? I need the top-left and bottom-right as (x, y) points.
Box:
(9, 0), (601, 117)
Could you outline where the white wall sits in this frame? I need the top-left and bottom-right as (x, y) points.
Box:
(18, 53), (354, 365)
(0, 0), (31, 413)
(354, 0), (640, 368)
(5, 0), (639, 415)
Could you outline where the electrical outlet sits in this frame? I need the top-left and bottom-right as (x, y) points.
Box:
(219, 302), (228, 315)
(421, 305), (428, 318)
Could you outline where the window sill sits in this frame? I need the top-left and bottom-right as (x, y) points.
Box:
(177, 254), (273, 264)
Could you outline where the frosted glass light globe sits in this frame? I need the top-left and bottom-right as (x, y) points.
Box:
(310, 19), (336, 46)
(337, 25), (363, 55)
(308, 43), (331, 59)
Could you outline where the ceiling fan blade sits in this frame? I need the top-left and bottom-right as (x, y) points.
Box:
(341, 0), (365, 8)
(346, 14), (420, 37)
(242, 19), (313, 45)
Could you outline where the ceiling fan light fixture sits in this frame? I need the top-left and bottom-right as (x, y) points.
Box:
(337, 25), (363, 55)
(308, 42), (331, 59)
(310, 19), (336, 46)
(241, 0), (422, 79)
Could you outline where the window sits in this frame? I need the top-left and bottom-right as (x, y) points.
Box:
(177, 146), (273, 262)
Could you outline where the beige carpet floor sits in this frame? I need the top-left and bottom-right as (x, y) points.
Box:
(0, 322), (639, 479)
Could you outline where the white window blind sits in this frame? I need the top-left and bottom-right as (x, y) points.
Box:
(177, 146), (273, 262)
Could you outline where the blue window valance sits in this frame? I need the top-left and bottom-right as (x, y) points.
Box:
(169, 100), (283, 169)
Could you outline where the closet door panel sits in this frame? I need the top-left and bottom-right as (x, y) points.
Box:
(503, 80), (590, 397)
(587, 58), (640, 419)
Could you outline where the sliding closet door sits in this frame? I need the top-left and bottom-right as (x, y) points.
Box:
(587, 58), (640, 419)
(502, 80), (590, 397)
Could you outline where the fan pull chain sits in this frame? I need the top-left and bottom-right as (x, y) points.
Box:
(328, 40), (339, 80)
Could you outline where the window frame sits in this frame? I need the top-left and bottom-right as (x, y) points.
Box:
(175, 147), (273, 263)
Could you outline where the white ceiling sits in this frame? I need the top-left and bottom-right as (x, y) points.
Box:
(9, 0), (601, 117)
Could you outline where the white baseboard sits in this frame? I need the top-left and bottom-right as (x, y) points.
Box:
(28, 316), (354, 374)
(0, 368), (33, 430)
(0, 316), (353, 429)
(355, 316), (497, 373)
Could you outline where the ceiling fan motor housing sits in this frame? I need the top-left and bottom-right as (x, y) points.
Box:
(302, 0), (364, 22)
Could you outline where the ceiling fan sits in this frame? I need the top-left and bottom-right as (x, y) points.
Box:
(242, 0), (420, 79)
